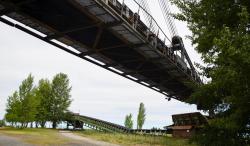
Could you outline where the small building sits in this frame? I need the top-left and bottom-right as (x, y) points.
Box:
(166, 112), (208, 138)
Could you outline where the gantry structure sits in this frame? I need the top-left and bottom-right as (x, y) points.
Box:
(0, 0), (202, 101)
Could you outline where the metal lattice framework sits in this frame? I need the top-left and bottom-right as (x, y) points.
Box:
(0, 0), (202, 101)
(66, 113), (171, 135)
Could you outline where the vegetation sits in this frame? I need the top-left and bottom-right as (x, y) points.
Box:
(50, 73), (72, 128)
(0, 127), (70, 145)
(5, 73), (72, 129)
(170, 0), (250, 145)
(137, 102), (146, 129)
(76, 130), (196, 146)
(35, 79), (52, 128)
(5, 74), (38, 128)
(0, 119), (5, 127)
(124, 113), (133, 129)
(0, 128), (196, 146)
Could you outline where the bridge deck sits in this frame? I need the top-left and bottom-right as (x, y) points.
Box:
(0, 0), (201, 100)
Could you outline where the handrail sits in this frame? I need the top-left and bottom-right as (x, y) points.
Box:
(131, 0), (172, 43)
(127, 0), (198, 79)
(100, 0), (201, 83)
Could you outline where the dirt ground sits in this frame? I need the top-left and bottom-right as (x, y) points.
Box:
(0, 130), (120, 146)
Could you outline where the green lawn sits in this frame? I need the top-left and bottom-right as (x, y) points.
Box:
(75, 130), (197, 146)
(0, 127), (70, 145)
(0, 128), (197, 146)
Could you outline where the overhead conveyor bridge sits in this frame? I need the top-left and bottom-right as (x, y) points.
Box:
(68, 114), (131, 133)
(0, 0), (202, 101)
(67, 113), (171, 135)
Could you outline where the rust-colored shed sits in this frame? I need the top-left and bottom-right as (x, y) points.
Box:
(169, 112), (208, 138)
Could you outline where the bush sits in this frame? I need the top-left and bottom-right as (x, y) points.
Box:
(0, 120), (5, 127)
(190, 125), (248, 146)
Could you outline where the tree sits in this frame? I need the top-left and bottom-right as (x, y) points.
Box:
(35, 79), (52, 128)
(5, 74), (38, 128)
(137, 103), (146, 129)
(18, 74), (38, 128)
(4, 73), (73, 129)
(5, 91), (21, 126)
(170, 0), (250, 145)
(124, 113), (133, 129)
(0, 119), (5, 127)
(50, 73), (72, 129)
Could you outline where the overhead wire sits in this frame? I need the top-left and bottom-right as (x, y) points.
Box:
(158, 0), (197, 74)
(135, 0), (157, 33)
(158, 0), (178, 37)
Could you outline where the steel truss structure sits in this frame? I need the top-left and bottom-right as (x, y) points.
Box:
(0, 0), (202, 101)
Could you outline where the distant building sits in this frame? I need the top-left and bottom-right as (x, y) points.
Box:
(164, 112), (209, 138)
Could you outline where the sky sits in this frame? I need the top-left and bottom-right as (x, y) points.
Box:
(0, 0), (203, 129)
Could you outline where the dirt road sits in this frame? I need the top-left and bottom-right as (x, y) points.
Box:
(0, 134), (35, 146)
(59, 131), (120, 146)
(0, 131), (120, 146)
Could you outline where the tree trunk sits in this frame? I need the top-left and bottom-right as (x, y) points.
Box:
(209, 109), (215, 118)
(25, 123), (28, 128)
(52, 121), (57, 129)
(41, 121), (46, 128)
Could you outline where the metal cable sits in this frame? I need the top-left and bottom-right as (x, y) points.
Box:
(158, 0), (178, 37)
(135, 0), (157, 33)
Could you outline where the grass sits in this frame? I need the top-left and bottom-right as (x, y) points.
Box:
(75, 130), (197, 146)
(0, 127), (197, 146)
(0, 127), (70, 145)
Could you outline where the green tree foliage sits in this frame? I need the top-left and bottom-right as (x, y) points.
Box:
(124, 113), (133, 129)
(0, 119), (5, 127)
(137, 103), (146, 129)
(18, 74), (38, 127)
(35, 79), (52, 128)
(5, 74), (38, 128)
(5, 73), (72, 129)
(50, 73), (72, 129)
(5, 91), (21, 125)
(170, 0), (250, 145)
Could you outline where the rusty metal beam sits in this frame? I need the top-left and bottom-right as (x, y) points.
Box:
(125, 68), (168, 75)
(45, 21), (123, 40)
(45, 23), (101, 40)
(93, 26), (104, 49)
(81, 43), (146, 57)
(0, 0), (35, 15)
(0, 9), (12, 16)
(17, 0), (36, 6)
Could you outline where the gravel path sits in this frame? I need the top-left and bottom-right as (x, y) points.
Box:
(0, 134), (35, 146)
(60, 131), (120, 146)
(0, 131), (119, 146)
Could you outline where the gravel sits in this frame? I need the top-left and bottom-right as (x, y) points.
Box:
(0, 131), (120, 146)
(60, 131), (120, 146)
(0, 134), (35, 146)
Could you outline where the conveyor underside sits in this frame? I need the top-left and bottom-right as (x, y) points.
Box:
(0, 0), (200, 100)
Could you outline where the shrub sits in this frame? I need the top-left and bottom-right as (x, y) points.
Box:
(0, 119), (5, 127)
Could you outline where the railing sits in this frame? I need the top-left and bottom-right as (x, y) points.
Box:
(100, 0), (201, 84)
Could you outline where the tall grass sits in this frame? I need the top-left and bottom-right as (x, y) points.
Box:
(76, 130), (196, 146)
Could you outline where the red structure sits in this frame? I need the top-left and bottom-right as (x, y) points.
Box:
(167, 112), (208, 138)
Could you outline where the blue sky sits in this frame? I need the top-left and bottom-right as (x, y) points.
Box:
(0, 1), (202, 129)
